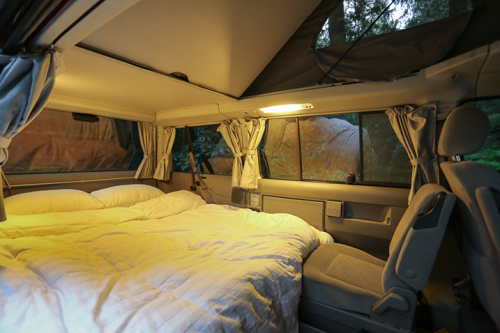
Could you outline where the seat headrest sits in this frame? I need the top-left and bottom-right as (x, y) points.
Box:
(438, 106), (490, 157)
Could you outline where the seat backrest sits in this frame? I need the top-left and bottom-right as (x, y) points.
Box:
(382, 184), (456, 292)
(438, 105), (500, 331)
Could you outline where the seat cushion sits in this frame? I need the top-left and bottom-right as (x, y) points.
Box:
(302, 243), (385, 315)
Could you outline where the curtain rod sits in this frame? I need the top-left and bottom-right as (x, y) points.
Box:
(6, 176), (136, 188)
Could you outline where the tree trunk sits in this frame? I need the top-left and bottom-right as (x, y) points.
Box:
(449, 0), (468, 16)
(329, 0), (346, 45)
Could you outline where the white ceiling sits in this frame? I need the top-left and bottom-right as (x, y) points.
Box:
(79, 0), (322, 98)
(52, 47), (234, 113)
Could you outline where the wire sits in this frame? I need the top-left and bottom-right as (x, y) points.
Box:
(317, 0), (396, 85)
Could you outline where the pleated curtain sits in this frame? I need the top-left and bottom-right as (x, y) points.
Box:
(134, 122), (158, 179)
(386, 104), (439, 203)
(0, 49), (59, 221)
(154, 126), (176, 181)
(217, 120), (244, 187)
(218, 118), (266, 189)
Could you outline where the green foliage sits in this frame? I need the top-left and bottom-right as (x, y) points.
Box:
(316, 0), (471, 49)
(464, 99), (500, 171)
(172, 125), (226, 173)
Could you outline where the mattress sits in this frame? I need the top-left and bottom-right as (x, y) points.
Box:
(0, 190), (332, 332)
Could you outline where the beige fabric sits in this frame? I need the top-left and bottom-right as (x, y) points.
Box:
(217, 118), (266, 189)
(302, 243), (385, 314)
(240, 118), (266, 189)
(438, 106), (490, 157)
(386, 104), (439, 204)
(134, 122), (157, 179)
(154, 126), (175, 181)
(217, 120), (244, 187)
(441, 161), (500, 330)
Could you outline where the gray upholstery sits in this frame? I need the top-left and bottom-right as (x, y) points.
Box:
(302, 184), (455, 316)
(441, 162), (500, 330)
(303, 243), (385, 314)
(437, 106), (490, 157)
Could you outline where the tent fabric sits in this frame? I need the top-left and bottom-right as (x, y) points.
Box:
(313, 12), (471, 82)
(217, 118), (266, 189)
(217, 120), (244, 187)
(134, 122), (157, 179)
(154, 126), (176, 181)
(386, 104), (439, 204)
(243, 0), (499, 97)
(0, 49), (59, 222)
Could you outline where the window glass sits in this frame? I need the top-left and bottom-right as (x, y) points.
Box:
(4, 109), (143, 174)
(361, 112), (411, 184)
(172, 125), (232, 175)
(259, 118), (301, 180)
(463, 99), (500, 171)
(299, 114), (360, 182)
(316, 0), (472, 49)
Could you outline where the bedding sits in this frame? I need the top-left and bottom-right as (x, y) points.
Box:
(90, 184), (165, 208)
(4, 189), (105, 215)
(0, 190), (332, 332)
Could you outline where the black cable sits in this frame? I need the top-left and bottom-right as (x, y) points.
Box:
(318, 0), (395, 85)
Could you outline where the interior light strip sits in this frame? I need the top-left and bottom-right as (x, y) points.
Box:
(260, 103), (313, 113)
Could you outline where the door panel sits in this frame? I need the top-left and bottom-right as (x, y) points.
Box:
(162, 173), (409, 258)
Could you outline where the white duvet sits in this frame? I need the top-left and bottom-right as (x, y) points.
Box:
(0, 191), (332, 333)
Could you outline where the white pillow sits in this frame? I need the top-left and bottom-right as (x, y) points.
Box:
(5, 189), (105, 215)
(90, 184), (164, 208)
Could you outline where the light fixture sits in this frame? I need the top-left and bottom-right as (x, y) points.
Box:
(260, 103), (313, 114)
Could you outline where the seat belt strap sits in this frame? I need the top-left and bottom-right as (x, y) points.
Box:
(185, 126), (215, 204)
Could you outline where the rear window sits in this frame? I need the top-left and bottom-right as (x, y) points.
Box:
(172, 125), (233, 175)
(316, 0), (472, 49)
(4, 109), (143, 174)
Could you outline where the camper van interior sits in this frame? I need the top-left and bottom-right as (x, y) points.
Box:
(1, 0), (499, 332)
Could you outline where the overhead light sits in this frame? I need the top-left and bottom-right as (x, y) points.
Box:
(260, 103), (313, 114)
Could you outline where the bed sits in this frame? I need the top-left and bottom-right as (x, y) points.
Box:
(0, 186), (332, 332)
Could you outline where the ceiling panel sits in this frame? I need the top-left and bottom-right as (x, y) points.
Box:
(53, 47), (234, 113)
(81, 0), (322, 97)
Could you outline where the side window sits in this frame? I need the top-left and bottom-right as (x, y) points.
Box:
(316, 0), (472, 49)
(172, 125), (232, 175)
(299, 114), (359, 182)
(463, 99), (500, 171)
(259, 118), (301, 180)
(361, 112), (412, 184)
(4, 109), (143, 174)
(259, 112), (411, 186)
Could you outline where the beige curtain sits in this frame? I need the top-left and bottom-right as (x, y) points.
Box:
(218, 118), (266, 189)
(134, 122), (157, 179)
(217, 120), (244, 187)
(240, 118), (267, 189)
(0, 49), (60, 221)
(386, 104), (439, 203)
(154, 126), (176, 181)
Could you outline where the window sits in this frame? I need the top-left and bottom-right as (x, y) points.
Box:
(4, 109), (143, 174)
(463, 98), (500, 171)
(316, 0), (472, 49)
(260, 112), (411, 186)
(172, 125), (232, 175)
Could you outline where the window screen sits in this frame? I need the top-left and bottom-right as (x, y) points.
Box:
(316, 0), (472, 49)
(463, 98), (500, 171)
(172, 125), (232, 175)
(361, 112), (412, 184)
(4, 109), (143, 174)
(259, 112), (411, 186)
(300, 114), (360, 182)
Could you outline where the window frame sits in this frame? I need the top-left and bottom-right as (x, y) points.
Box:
(259, 110), (412, 188)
